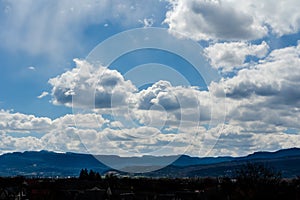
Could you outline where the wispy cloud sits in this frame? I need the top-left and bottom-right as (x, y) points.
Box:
(28, 66), (36, 71)
(0, 0), (167, 59)
(37, 91), (49, 99)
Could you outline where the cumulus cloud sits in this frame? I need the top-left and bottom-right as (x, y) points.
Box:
(136, 81), (200, 110)
(0, 109), (109, 133)
(222, 43), (300, 102)
(182, 43), (300, 156)
(48, 60), (215, 129)
(76, 126), (196, 156)
(131, 80), (220, 130)
(204, 41), (269, 72)
(197, 124), (297, 157)
(0, 108), (102, 153)
(165, 0), (300, 41)
(165, 0), (267, 40)
(234, 0), (300, 36)
(0, 110), (111, 154)
(0, 133), (44, 154)
(2, 42), (300, 157)
(0, 105), (298, 157)
(49, 59), (137, 108)
(0, 110), (52, 133)
(41, 127), (87, 153)
(211, 43), (300, 132)
(46, 59), (224, 155)
(53, 113), (108, 129)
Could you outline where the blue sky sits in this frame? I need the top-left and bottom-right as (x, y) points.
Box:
(0, 0), (300, 158)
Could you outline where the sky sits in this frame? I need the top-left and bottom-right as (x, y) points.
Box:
(0, 0), (300, 158)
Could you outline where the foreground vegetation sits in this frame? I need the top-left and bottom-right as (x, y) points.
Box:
(0, 163), (300, 200)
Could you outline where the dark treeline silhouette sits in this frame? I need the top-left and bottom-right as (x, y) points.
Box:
(79, 168), (101, 180)
(222, 163), (289, 200)
(0, 163), (300, 199)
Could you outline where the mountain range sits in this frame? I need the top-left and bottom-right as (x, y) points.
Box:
(0, 148), (299, 178)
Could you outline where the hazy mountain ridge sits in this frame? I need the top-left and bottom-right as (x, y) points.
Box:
(241, 147), (300, 159)
(0, 148), (300, 177)
(0, 150), (109, 177)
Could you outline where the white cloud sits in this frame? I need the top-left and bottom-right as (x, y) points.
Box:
(204, 41), (269, 72)
(0, 105), (298, 156)
(0, 133), (44, 154)
(252, 133), (300, 152)
(132, 80), (218, 129)
(0, 110), (52, 133)
(164, 0), (267, 40)
(37, 91), (49, 99)
(76, 126), (194, 156)
(222, 43), (300, 101)
(139, 18), (154, 27)
(41, 127), (87, 153)
(0, 110), (111, 154)
(165, 0), (300, 41)
(49, 59), (137, 108)
(45, 59), (224, 155)
(234, 0), (300, 36)
(108, 121), (124, 129)
(183, 43), (300, 156)
(212, 43), (300, 131)
(53, 113), (108, 129)
(48, 60), (216, 129)
(192, 123), (300, 157)
(46, 59), (228, 156)
(28, 66), (36, 71)
(1, 42), (300, 157)
(136, 81), (199, 110)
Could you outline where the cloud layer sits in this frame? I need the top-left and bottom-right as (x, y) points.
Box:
(3, 40), (300, 157)
(1, 0), (300, 158)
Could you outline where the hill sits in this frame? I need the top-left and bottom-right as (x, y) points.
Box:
(0, 148), (300, 178)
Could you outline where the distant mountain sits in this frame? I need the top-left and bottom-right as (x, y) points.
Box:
(0, 148), (300, 178)
(158, 155), (300, 178)
(149, 148), (300, 178)
(0, 150), (109, 177)
(241, 147), (300, 160)
(172, 154), (234, 166)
